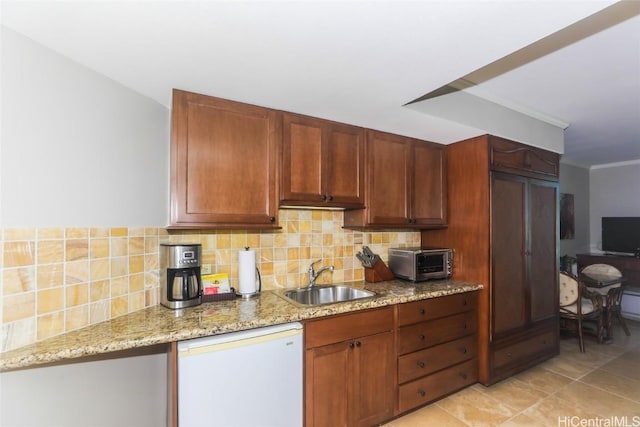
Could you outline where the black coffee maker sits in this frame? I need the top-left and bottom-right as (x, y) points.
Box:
(160, 243), (202, 309)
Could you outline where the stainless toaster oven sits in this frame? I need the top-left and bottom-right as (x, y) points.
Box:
(388, 247), (453, 281)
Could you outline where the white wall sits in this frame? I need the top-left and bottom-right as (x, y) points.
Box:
(0, 352), (168, 427)
(0, 27), (170, 227)
(589, 161), (640, 252)
(0, 27), (171, 427)
(559, 162), (591, 257)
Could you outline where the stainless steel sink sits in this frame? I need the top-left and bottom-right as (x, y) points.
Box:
(282, 285), (376, 306)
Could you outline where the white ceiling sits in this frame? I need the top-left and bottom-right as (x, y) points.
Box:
(2, 0), (639, 167)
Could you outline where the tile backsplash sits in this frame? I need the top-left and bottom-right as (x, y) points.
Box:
(1, 209), (419, 352)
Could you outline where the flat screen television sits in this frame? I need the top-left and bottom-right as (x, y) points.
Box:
(602, 217), (640, 255)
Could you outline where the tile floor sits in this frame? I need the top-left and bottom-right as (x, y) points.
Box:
(385, 319), (640, 427)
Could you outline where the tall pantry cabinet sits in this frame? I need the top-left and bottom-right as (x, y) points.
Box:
(422, 135), (560, 385)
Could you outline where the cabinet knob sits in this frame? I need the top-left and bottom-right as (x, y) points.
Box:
(460, 373), (468, 380)
(463, 322), (467, 330)
(419, 334), (426, 341)
(321, 195), (327, 201)
(417, 361), (425, 368)
(269, 216), (276, 223)
(462, 299), (468, 306)
(327, 195), (334, 201)
(461, 347), (468, 354)
(355, 341), (361, 347)
(418, 389), (426, 397)
(349, 342), (355, 349)
(419, 308), (426, 315)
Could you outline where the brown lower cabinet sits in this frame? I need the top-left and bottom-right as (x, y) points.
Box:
(304, 307), (395, 427)
(304, 293), (479, 427)
(396, 292), (478, 414)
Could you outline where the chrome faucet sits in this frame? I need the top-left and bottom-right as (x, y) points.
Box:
(307, 259), (334, 288)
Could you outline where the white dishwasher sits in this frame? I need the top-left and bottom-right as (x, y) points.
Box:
(177, 322), (303, 427)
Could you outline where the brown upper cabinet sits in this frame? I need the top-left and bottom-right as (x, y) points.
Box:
(489, 135), (560, 180)
(169, 90), (448, 229)
(169, 89), (281, 229)
(344, 130), (447, 229)
(280, 112), (365, 208)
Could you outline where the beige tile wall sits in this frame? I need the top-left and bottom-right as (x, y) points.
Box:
(1, 209), (419, 352)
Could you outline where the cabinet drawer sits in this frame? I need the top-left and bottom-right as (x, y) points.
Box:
(397, 292), (477, 326)
(398, 359), (477, 413)
(492, 330), (556, 370)
(489, 136), (559, 180)
(305, 307), (393, 349)
(398, 311), (476, 355)
(398, 335), (476, 384)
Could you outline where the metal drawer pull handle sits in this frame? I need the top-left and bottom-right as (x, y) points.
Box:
(418, 361), (425, 368)
(419, 389), (426, 397)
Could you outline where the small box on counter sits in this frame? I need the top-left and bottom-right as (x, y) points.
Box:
(201, 273), (236, 302)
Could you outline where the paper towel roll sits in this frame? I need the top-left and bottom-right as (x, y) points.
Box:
(238, 248), (257, 295)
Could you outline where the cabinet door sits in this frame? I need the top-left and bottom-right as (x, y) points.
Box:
(491, 173), (527, 337)
(281, 113), (364, 208)
(305, 341), (351, 427)
(529, 179), (558, 321)
(366, 130), (411, 225)
(170, 90), (280, 228)
(324, 123), (365, 207)
(281, 113), (324, 204)
(489, 136), (560, 180)
(411, 140), (447, 226)
(351, 331), (395, 427)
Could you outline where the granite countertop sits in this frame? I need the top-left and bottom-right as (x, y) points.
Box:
(0, 279), (482, 371)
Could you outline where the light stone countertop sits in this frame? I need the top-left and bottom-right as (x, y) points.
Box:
(0, 279), (482, 371)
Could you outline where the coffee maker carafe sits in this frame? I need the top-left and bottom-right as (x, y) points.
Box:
(160, 243), (202, 309)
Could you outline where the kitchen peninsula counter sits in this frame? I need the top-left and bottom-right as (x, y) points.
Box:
(0, 279), (482, 371)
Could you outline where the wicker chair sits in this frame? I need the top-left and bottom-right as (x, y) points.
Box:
(559, 271), (605, 352)
(581, 263), (631, 339)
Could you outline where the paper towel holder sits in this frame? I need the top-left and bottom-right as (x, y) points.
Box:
(237, 247), (262, 299)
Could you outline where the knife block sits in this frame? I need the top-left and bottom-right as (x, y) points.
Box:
(364, 258), (396, 283)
